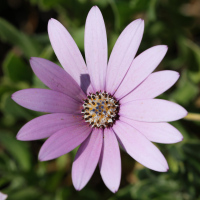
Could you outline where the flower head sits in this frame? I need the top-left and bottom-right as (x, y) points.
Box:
(12, 6), (187, 193)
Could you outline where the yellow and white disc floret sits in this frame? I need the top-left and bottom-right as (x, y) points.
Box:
(82, 91), (120, 128)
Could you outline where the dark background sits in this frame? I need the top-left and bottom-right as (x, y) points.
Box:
(0, 0), (200, 199)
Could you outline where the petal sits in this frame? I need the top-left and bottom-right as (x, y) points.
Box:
(85, 6), (107, 91)
(113, 120), (168, 172)
(120, 116), (183, 144)
(106, 19), (144, 94)
(99, 128), (121, 193)
(12, 89), (82, 114)
(121, 70), (179, 103)
(0, 192), (7, 200)
(115, 45), (168, 99)
(17, 113), (83, 141)
(30, 57), (86, 102)
(48, 18), (93, 94)
(39, 123), (91, 161)
(120, 99), (187, 122)
(72, 129), (103, 191)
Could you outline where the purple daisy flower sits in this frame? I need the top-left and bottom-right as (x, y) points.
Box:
(12, 6), (187, 192)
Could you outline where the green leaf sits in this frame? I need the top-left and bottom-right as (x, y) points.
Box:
(7, 187), (42, 200)
(170, 70), (198, 105)
(41, 0), (64, 8)
(147, 0), (158, 22)
(0, 131), (31, 171)
(182, 38), (200, 83)
(32, 74), (47, 89)
(0, 18), (41, 58)
(170, 121), (190, 140)
(56, 154), (70, 170)
(0, 84), (16, 100)
(71, 27), (85, 51)
(168, 155), (179, 173)
(3, 51), (33, 83)
(131, 178), (181, 200)
(39, 45), (54, 60)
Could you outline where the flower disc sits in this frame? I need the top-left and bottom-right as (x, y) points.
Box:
(82, 91), (119, 128)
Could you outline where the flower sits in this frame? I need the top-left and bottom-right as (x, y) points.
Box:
(12, 6), (187, 193)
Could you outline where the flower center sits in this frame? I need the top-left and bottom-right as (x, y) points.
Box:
(82, 91), (120, 128)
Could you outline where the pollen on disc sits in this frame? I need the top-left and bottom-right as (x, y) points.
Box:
(81, 91), (119, 128)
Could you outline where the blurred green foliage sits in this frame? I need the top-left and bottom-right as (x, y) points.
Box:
(0, 0), (200, 199)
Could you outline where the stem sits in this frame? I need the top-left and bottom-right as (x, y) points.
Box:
(108, 0), (120, 32)
(184, 113), (200, 121)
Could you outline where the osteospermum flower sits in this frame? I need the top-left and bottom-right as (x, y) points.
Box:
(12, 6), (187, 192)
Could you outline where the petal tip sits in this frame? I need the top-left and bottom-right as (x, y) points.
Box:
(38, 150), (51, 161)
(154, 166), (169, 172)
(11, 94), (14, 100)
(16, 133), (31, 141)
(140, 18), (144, 22)
(175, 71), (180, 77)
(16, 134), (22, 140)
(48, 18), (57, 26)
(183, 110), (188, 118)
(140, 19), (145, 29)
(30, 57), (37, 61)
(73, 183), (83, 191)
(29, 57), (38, 66)
(39, 155), (52, 161)
(136, 18), (143, 22)
(38, 151), (46, 161)
(160, 45), (168, 51)
(137, 18), (144, 26)
(174, 135), (184, 143)
(172, 71), (180, 82)
(111, 188), (119, 193)
(48, 18), (52, 24)
(38, 155), (45, 162)
(156, 45), (168, 51)
(49, 18), (54, 21)
(11, 92), (17, 101)
(131, 18), (144, 27)
(16, 134), (21, 140)
(90, 5), (99, 12)
(161, 166), (169, 172)
(163, 45), (168, 52)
